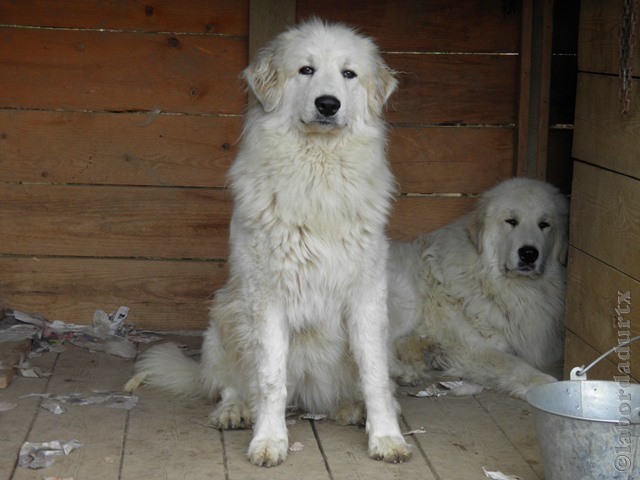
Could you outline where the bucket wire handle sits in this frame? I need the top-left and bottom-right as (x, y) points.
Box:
(570, 334), (640, 380)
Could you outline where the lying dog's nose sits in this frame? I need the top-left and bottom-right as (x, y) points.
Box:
(315, 95), (341, 117)
(518, 245), (539, 265)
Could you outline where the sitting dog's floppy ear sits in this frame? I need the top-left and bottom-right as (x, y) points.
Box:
(367, 62), (398, 116)
(466, 200), (486, 253)
(243, 42), (284, 113)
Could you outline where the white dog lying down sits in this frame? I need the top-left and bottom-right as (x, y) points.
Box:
(388, 178), (568, 399)
(125, 20), (410, 467)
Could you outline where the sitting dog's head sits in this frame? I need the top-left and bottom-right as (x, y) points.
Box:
(243, 19), (397, 133)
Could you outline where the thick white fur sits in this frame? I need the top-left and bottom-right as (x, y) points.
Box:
(125, 20), (410, 467)
(388, 178), (568, 399)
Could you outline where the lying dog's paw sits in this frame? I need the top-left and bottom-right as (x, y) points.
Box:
(247, 435), (288, 467)
(514, 372), (558, 399)
(448, 382), (484, 396)
(208, 401), (253, 429)
(368, 435), (412, 463)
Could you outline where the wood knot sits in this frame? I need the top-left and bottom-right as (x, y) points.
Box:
(167, 37), (181, 49)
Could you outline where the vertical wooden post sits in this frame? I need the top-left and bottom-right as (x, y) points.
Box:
(535, 0), (554, 180)
(516, 0), (554, 179)
(516, 0), (534, 177)
(249, 0), (296, 61)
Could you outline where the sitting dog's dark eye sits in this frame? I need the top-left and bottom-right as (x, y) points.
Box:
(539, 221), (550, 230)
(299, 66), (315, 75)
(505, 218), (518, 227)
(342, 69), (357, 79)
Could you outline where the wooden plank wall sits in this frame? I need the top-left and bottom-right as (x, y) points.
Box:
(565, 0), (640, 380)
(0, 1), (247, 329)
(0, 1), (577, 330)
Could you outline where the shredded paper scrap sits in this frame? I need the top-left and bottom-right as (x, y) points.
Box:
(18, 439), (83, 469)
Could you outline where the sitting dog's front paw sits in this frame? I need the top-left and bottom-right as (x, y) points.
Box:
(247, 435), (288, 467)
(368, 435), (412, 463)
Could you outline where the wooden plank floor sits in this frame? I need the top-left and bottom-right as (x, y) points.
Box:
(0, 338), (545, 480)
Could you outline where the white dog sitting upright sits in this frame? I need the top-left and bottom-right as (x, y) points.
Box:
(388, 178), (568, 399)
(125, 20), (410, 467)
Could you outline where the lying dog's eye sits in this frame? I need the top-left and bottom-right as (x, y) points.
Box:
(299, 66), (315, 75)
(539, 221), (550, 230)
(342, 69), (357, 79)
(505, 218), (518, 227)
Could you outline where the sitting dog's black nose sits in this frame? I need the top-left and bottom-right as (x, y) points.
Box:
(315, 95), (341, 117)
(518, 245), (539, 265)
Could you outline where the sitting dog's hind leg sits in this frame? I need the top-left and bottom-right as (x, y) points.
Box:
(208, 387), (253, 429)
(330, 401), (366, 426)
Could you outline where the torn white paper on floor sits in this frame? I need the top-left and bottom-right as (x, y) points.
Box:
(41, 400), (66, 415)
(300, 413), (327, 421)
(483, 467), (523, 480)
(92, 306), (129, 339)
(18, 439), (83, 469)
(26, 392), (138, 414)
(409, 380), (482, 398)
(13, 310), (89, 334)
(402, 427), (427, 436)
(409, 384), (449, 398)
(289, 442), (304, 452)
(0, 401), (18, 412)
(18, 366), (52, 379)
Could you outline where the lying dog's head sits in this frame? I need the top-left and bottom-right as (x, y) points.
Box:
(467, 178), (569, 278)
(243, 18), (397, 133)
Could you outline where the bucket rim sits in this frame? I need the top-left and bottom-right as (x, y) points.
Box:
(526, 380), (640, 424)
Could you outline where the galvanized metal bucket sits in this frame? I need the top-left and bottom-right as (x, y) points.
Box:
(526, 336), (640, 480)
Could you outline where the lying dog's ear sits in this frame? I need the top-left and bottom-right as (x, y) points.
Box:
(243, 43), (284, 113)
(555, 226), (569, 266)
(553, 213), (569, 266)
(466, 200), (486, 253)
(367, 62), (398, 116)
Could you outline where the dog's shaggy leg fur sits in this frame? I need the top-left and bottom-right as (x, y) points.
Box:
(444, 347), (557, 400)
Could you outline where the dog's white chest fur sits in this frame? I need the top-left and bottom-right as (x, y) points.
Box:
(228, 129), (393, 330)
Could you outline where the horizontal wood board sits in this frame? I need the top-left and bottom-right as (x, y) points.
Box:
(0, 184), (475, 260)
(0, 184), (233, 259)
(569, 162), (640, 281)
(0, 28), (248, 114)
(0, 109), (241, 187)
(0, 111), (512, 193)
(296, 0), (520, 53)
(0, 256), (226, 329)
(389, 126), (514, 194)
(387, 53), (518, 125)
(565, 246), (640, 378)
(0, 0), (249, 35)
(573, 73), (640, 180)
